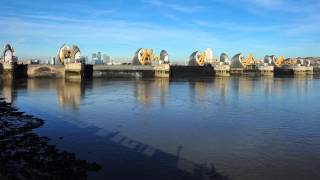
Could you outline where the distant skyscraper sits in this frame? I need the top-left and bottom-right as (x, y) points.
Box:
(103, 54), (111, 64)
(97, 52), (102, 61)
(92, 53), (97, 59)
(91, 51), (109, 64)
(92, 53), (97, 64)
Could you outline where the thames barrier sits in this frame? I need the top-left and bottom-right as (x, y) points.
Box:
(0, 44), (318, 79)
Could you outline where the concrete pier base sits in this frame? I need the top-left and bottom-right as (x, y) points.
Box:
(214, 65), (230, 76)
(313, 66), (320, 75)
(93, 65), (155, 78)
(230, 65), (274, 76)
(0, 63), (28, 79)
(155, 64), (170, 78)
(65, 63), (84, 80)
(258, 65), (274, 76)
(1, 63), (15, 79)
(243, 65), (261, 76)
(230, 68), (244, 75)
(170, 65), (214, 78)
(292, 66), (313, 75)
(275, 65), (313, 76)
(0, 63), (317, 79)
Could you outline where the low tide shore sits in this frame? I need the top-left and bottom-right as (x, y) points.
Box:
(0, 97), (229, 180)
(0, 97), (101, 180)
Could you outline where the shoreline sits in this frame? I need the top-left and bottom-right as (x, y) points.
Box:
(0, 99), (44, 138)
(0, 97), (101, 179)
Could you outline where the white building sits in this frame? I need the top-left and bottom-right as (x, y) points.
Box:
(205, 48), (213, 63)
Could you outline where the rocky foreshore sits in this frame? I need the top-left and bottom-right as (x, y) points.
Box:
(0, 99), (44, 138)
(0, 97), (101, 180)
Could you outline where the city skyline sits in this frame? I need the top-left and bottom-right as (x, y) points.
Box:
(1, 0), (320, 62)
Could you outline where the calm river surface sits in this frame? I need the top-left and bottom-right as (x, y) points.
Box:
(1, 76), (320, 180)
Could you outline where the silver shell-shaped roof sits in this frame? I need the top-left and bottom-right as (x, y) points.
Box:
(132, 48), (144, 65)
(297, 57), (304, 65)
(4, 44), (13, 53)
(188, 51), (201, 66)
(3, 44), (17, 63)
(230, 53), (245, 68)
(160, 50), (169, 63)
(264, 55), (276, 65)
(220, 53), (229, 63)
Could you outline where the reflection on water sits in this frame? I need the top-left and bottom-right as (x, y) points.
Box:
(1, 76), (314, 109)
(0, 79), (86, 111)
(27, 79), (86, 111)
(189, 80), (208, 104)
(56, 80), (85, 111)
(0, 79), (17, 103)
(1, 76), (320, 180)
(134, 79), (160, 105)
(133, 78), (170, 106)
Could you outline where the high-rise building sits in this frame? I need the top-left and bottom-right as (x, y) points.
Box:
(92, 53), (97, 59)
(92, 53), (97, 64)
(103, 54), (111, 64)
(97, 52), (102, 61)
(92, 51), (111, 64)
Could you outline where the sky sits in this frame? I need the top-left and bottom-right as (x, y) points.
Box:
(0, 0), (320, 62)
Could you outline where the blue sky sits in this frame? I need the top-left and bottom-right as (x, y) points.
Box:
(0, 0), (319, 62)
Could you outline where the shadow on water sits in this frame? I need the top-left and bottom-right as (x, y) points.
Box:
(0, 78), (230, 180)
(1, 76), (319, 180)
(87, 129), (229, 180)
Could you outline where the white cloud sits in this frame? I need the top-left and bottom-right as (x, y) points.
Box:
(1, 0), (319, 60)
(0, 12), (219, 61)
(243, 0), (320, 13)
(245, 0), (283, 9)
(143, 0), (206, 13)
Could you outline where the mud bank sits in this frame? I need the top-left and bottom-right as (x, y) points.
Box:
(0, 97), (101, 180)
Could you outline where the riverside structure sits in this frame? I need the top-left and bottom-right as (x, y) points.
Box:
(0, 44), (317, 80)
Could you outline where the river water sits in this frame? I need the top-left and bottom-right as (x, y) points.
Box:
(1, 76), (320, 180)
